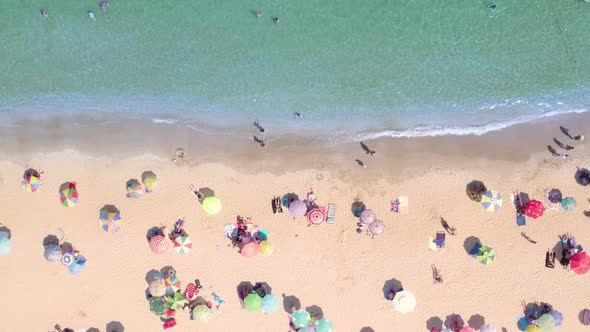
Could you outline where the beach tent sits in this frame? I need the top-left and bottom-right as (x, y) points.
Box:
(261, 294), (279, 314)
(44, 244), (61, 262)
(481, 191), (502, 212)
(307, 207), (326, 226)
(392, 290), (417, 313)
(288, 200), (307, 218)
(202, 196), (222, 215)
(369, 220), (385, 235)
(22, 174), (41, 192)
(315, 318), (334, 332)
(570, 251), (590, 274)
(524, 200), (544, 219)
(244, 293), (262, 311)
(60, 182), (78, 207)
(360, 209), (376, 224)
(476, 246), (495, 265)
(291, 309), (311, 328)
(149, 297), (167, 315)
(192, 304), (212, 322)
(258, 241), (274, 256)
(561, 197), (576, 212)
(99, 205), (122, 233)
(466, 180), (487, 202)
(547, 189), (562, 204)
(0, 231), (11, 255)
(126, 179), (143, 199)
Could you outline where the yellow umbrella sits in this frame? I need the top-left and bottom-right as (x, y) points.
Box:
(203, 196), (222, 215)
(259, 241), (274, 256)
(525, 325), (541, 332)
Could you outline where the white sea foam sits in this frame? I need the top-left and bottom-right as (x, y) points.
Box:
(151, 118), (178, 124)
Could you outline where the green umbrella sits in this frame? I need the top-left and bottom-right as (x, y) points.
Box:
(476, 246), (495, 265)
(562, 197), (576, 212)
(315, 318), (334, 332)
(291, 309), (311, 328)
(166, 291), (187, 310)
(150, 297), (167, 315)
(192, 304), (212, 322)
(244, 293), (262, 311)
(537, 313), (555, 331)
(203, 196), (222, 215)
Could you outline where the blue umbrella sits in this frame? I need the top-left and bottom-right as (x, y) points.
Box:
(261, 294), (279, 314)
(517, 316), (530, 331)
(69, 256), (87, 275)
(549, 310), (563, 326)
(44, 244), (61, 262)
(0, 231), (11, 255)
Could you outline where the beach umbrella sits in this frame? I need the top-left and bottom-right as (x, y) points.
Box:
(466, 180), (487, 202)
(476, 246), (495, 265)
(258, 241), (274, 256)
(143, 175), (158, 192)
(536, 314), (555, 331)
(581, 309), (590, 325)
(360, 209), (376, 224)
(126, 179), (143, 199)
(44, 244), (61, 262)
(173, 235), (192, 254)
(307, 207), (326, 226)
(297, 327), (315, 332)
(60, 182), (78, 207)
(561, 197), (576, 212)
(517, 316), (530, 331)
(164, 275), (181, 294)
(261, 294), (279, 314)
(288, 200), (307, 218)
(392, 290), (416, 314)
(68, 256), (86, 275)
(149, 297), (167, 315)
(524, 200), (544, 219)
(240, 241), (259, 257)
(192, 304), (212, 322)
(315, 318), (334, 332)
(481, 191), (502, 212)
(202, 196), (222, 215)
(150, 235), (169, 254)
(99, 206), (122, 233)
(575, 168), (590, 186)
(165, 291), (187, 310)
(459, 328), (475, 332)
(244, 293), (262, 311)
(549, 311), (563, 326)
(22, 174), (41, 192)
(479, 325), (497, 332)
(61, 253), (75, 266)
(547, 189), (562, 204)
(369, 220), (385, 235)
(525, 325), (541, 332)
(291, 309), (311, 328)
(0, 231), (11, 255)
(149, 279), (166, 297)
(570, 251), (590, 275)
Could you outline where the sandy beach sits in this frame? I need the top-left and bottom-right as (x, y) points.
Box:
(0, 113), (589, 332)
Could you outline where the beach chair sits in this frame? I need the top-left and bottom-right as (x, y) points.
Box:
(398, 196), (408, 215)
(435, 231), (446, 248)
(326, 203), (336, 224)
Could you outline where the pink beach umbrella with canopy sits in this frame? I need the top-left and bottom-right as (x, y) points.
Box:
(240, 241), (259, 257)
(571, 251), (590, 275)
(288, 200), (307, 218)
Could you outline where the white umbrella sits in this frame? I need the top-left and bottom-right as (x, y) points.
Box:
(392, 290), (416, 314)
(360, 209), (376, 224)
(479, 325), (497, 332)
(368, 220), (385, 235)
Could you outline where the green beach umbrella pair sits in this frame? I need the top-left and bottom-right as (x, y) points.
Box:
(203, 196), (222, 215)
(166, 291), (187, 310)
(192, 304), (212, 322)
(476, 246), (495, 265)
(150, 297), (167, 315)
(244, 293), (262, 311)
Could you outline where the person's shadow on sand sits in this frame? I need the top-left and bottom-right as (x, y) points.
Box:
(547, 145), (559, 156)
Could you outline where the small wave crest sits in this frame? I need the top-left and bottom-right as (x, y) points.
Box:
(354, 108), (589, 141)
(151, 118), (178, 124)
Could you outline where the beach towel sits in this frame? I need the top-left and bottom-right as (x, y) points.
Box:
(516, 214), (526, 226)
(326, 203), (336, 224)
(428, 236), (437, 251)
(398, 196), (408, 214)
(435, 231), (445, 248)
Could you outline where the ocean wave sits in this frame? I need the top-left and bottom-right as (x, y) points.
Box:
(354, 108), (589, 140)
(151, 118), (178, 124)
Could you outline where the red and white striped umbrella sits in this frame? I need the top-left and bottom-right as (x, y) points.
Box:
(307, 207), (326, 226)
(150, 235), (169, 254)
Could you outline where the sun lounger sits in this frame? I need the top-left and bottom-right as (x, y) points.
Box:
(326, 203), (336, 224)
(435, 231), (445, 248)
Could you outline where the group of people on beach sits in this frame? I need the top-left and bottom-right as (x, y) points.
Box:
(547, 126), (584, 159)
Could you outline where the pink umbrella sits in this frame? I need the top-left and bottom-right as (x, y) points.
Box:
(524, 200), (544, 219)
(307, 207), (326, 226)
(150, 235), (169, 254)
(240, 241), (259, 257)
(571, 251), (590, 275)
(459, 327), (476, 332)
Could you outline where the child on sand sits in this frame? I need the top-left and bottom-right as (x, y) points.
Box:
(432, 264), (443, 284)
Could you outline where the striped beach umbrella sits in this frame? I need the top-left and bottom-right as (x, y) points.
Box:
(60, 182), (78, 207)
(164, 275), (181, 294)
(126, 179), (143, 199)
(481, 191), (502, 212)
(99, 205), (122, 233)
(524, 200), (544, 219)
(166, 291), (187, 310)
(150, 297), (167, 315)
(258, 241), (274, 256)
(192, 304), (212, 322)
(150, 235), (169, 254)
(476, 246), (495, 265)
(203, 196), (222, 215)
(307, 207), (326, 226)
(244, 293), (262, 311)
(571, 251), (590, 275)
(291, 309), (311, 328)
(22, 174), (41, 192)
(173, 235), (192, 254)
(315, 318), (334, 332)
(562, 197), (576, 212)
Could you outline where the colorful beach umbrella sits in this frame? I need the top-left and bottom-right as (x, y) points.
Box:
(261, 294), (279, 314)
(476, 246), (495, 265)
(536, 314), (555, 331)
(360, 209), (376, 224)
(481, 191), (502, 212)
(149, 279), (166, 297)
(525, 325), (541, 332)
(166, 291), (187, 310)
(126, 179), (143, 199)
(549, 311), (563, 326)
(99, 205), (122, 233)
(0, 231), (11, 255)
(192, 304), (212, 322)
(392, 290), (416, 313)
(524, 200), (544, 219)
(142, 174), (158, 192)
(44, 244), (61, 262)
(173, 235), (192, 254)
(22, 174), (40, 192)
(368, 220), (385, 235)
(244, 293), (262, 311)
(202, 196), (222, 215)
(315, 318), (334, 332)
(150, 235), (169, 254)
(547, 189), (563, 204)
(307, 207), (326, 226)
(149, 297), (167, 315)
(164, 275), (181, 294)
(570, 251), (590, 275)
(258, 241), (274, 256)
(479, 325), (497, 332)
(240, 241), (259, 257)
(561, 197), (576, 212)
(291, 309), (311, 328)
(288, 200), (307, 218)
(60, 182), (78, 207)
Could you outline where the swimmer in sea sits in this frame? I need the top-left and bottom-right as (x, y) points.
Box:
(294, 112), (302, 119)
(88, 10), (96, 20)
(41, 9), (48, 17)
(256, 12), (262, 18)
(487, 4), (496, 9)
(100, 1), (110, 11)
(273, 17), (280, 24)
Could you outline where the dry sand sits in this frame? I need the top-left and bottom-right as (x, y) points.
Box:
(0, 115), (589, 332)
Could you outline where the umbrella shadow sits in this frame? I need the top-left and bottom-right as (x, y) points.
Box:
(141, 171), (157, 183)
(61, 242), (73, 254)
(160, 266), (176, 279)
(463, 236), (481, 254)
(444, 314), (465, 330)
(426, 316), (443, 331)
(23, 168), (38, 179)
(198, 187), (215, 204)
(43, 234), (60, 247)
(552, 240), (565, 263)
(351, 200), (366, 217)
(87, 328), (100, 332)
(237, 281), (255, 300)
(360, 328), (375, 332)
(58, 182), (73, 194)
(106, 321), (125, 332)
(468, 314), (486, 330)
(282, 293), (301, 313)
(576, 168), (590, 186)
(519, 192), (531, 205)
(100, 204), (120, 215)
(282, 193), (299, 205)
(126, 178), (141, 189)
(382, 278), (403, 297)
(0, 224), (11, 239)
(146, 226), (161, 242)
(305, 305), (324, 320)
(144, 269), (160, 284)
(254, 282), (272, 297)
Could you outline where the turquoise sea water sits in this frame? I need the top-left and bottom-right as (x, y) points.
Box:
(1, 0), (589, 139)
